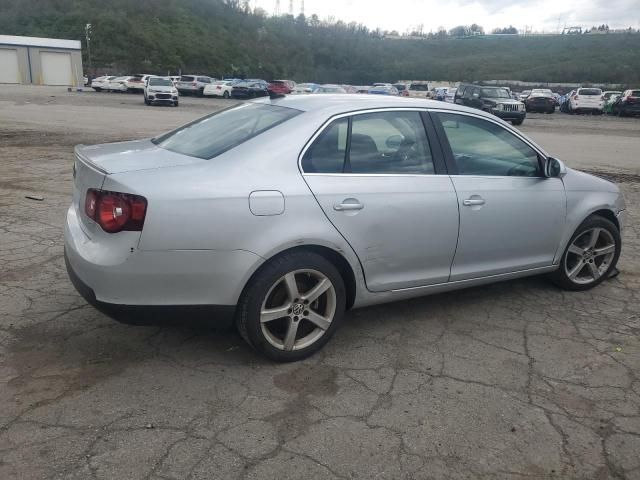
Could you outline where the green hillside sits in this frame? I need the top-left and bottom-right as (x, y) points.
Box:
(1, 0), (639, 85)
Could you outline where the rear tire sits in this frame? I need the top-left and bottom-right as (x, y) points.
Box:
(236, 251), (346, 362)
(549, 215), (620, 291)
(223, 91), (230, 99)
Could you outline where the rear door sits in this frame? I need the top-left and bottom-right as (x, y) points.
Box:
(433, 111), (566, 281)
(301, 109), (459, 292)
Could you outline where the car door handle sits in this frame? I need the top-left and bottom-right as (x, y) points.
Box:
(463, 198), (485, 206)
(334, 201), (364, 211)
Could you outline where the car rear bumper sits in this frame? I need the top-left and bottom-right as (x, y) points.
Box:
(64, 204), (260, 321)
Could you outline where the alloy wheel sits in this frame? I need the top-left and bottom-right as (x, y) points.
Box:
(260, 269), (336, 351)
(564, 227), (616, 285)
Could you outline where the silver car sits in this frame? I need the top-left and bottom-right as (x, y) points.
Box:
(65, 96), (626, 361)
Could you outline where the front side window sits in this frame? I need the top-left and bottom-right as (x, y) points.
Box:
(153, 104), (301, 159)
(438, 113), (541, 177)
(302, 111), (435, 175)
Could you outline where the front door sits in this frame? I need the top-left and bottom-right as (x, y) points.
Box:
(434, 111), (566, 281)
(301, 110), (459, 292)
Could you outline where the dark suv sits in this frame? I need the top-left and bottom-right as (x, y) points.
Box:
(454, 85), (526, 125)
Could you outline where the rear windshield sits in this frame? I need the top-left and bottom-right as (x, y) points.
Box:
(180, 76), (195, 81)
(394, 84), (407, 91)
(579, 88), (602, 95)
(409, 84), (429, 91)
(153, 104), (301, 160)
(148, 78), (173, 86)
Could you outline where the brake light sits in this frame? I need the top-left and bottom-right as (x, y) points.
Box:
(574, 95), (579, 100)
(85, 189), (147, 233)
(216, 86), (221, 90)
(192, 82), (197, 86)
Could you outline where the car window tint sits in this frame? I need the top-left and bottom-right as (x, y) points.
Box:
(153, 104), (301, 160)
(439, 113), (540, 177)
(301, 118), (348, 173)
(463, 87), (475, 99)
(348, 111), (434, 174)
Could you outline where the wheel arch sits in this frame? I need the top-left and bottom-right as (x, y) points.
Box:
(239, 244), (358, 310)
(590, 208), (620, 231)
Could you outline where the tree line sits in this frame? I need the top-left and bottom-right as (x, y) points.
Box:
(1, 0), (639, 85)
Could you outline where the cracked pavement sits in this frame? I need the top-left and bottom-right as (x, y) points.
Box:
(1, 85), (639, 479)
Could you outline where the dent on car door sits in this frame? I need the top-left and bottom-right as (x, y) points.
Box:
(301, 110), (459, 292)
(433, 112), (567, 281)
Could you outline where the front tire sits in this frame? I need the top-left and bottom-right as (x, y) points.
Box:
(549, 215), (620, 291)
(236, 251), (346, 362)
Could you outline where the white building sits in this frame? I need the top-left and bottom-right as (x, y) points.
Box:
(0, 35), (84, 86)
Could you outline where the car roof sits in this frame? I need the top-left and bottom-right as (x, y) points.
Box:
(253, 93), (487, 117)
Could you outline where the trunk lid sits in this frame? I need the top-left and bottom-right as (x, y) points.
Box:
(76, 139), (204, 175)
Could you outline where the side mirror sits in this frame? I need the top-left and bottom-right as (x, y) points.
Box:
(545, 157), (567, 178)
(472, 92), (480, 99)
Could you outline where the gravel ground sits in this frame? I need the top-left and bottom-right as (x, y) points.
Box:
(1, 85), (639, 480)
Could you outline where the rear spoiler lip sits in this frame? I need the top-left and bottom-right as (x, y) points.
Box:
(74, 145), (109, 175)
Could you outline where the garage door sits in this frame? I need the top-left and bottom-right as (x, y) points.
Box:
(40, 51), (72, 85)
(0, 48), (20, 84)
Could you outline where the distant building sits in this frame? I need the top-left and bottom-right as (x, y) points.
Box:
(0, 35), (83, 86)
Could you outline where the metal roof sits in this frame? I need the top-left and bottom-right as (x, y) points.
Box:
(0, 35), (81, 50)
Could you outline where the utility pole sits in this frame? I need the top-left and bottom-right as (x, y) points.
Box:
(289, 0), (293, 15)
(85, 23), (92, 76)
(300, 0), (304, 15)
(275, 0), (280, 15)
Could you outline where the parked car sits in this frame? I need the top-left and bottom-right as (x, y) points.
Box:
(613, 89), (640, 117)
(405, 81), (430, 99)
(519, 90), (532, 101)
(65, 95), (625, 361)
(90, 76), (116, 92)
(203, 80), (236, 98)
(455, 85), (526, 125)
(315, 84), (347, 94)
(434, 87), (449, 101)
(342, 85), (358, 94)
(276, 79), (297, 91)
(444, 88), (457, 103)
(569, 88), (604, 114)
(106, 76), (131, 92)
(525, 91), (556, 113)
(176, 75), (214, 96)
(230, 81), (269, 99)
(143, 77), (179, 107)
(354, 86), (372, 94)
(268, 80), (292, 95)
(292, 83), (319, 94)
(393, 83), (408, 96)
(603, 94), (621, 115)
(602, 90), (622, 101)
(368, 85), (399, 95)
(125, 74), (150, 93)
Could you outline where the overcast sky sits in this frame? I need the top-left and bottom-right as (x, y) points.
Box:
(253, 0), (640, 33)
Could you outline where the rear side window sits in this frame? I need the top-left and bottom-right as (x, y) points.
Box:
(302, 111), (434, 175)
(301, 118), (348, 173)
(438, 113), (541, 177)
(153, 104), (301, 159)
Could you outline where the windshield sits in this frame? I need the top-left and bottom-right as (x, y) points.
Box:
(153, 104), (301, 159)
(149, 78), (173, 86)
(482, 88), (510, 98)
(579, 88), (602, 96)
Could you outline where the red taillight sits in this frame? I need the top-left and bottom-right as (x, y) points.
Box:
(192, 82), (197, 86)
(574, 95), (579, 100)
(216, 86), (221, 89)
(85, 188), (147, 233)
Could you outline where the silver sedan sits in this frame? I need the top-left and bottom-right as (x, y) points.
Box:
(64, 95), (626, 361)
